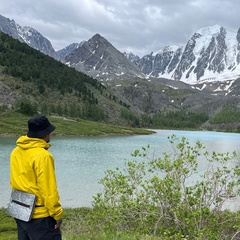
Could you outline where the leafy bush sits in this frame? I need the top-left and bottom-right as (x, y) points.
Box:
(92, 135), (240, 239)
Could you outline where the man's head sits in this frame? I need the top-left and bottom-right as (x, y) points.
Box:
(27, 116), (56, 141)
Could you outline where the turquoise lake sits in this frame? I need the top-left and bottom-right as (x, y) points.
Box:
(1, 129), (240, 209)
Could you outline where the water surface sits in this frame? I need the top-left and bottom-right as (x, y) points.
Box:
(1, 130), (240, 209)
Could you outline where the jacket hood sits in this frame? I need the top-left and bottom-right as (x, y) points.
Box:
(16, 135), (51, 150)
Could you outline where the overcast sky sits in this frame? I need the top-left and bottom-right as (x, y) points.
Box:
(0, 0), (239, 57)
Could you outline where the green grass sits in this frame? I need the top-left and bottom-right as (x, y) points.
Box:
(0, 111), (155, 136)
(0, 208), (162, 240)
(0, 208), (16, 240)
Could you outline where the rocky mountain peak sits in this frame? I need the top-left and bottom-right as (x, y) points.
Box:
(196, 24), (222, 36)
(65, 33), (145, 80)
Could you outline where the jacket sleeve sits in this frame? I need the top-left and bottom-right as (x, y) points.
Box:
(35, 151), (63, 220)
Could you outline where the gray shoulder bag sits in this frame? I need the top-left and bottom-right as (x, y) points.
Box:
(7, 189), (36, 222)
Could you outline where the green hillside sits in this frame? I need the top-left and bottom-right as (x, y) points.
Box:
(0, 32), (136, 127)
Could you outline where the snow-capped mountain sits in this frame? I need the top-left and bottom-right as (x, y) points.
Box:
(132, 25), (240, 84)
(0, 14), (57, 59)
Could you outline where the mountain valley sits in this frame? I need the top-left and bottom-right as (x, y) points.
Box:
(1, 14), (240, 132)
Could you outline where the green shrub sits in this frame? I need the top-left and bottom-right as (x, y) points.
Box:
(92, 135), (240, 239)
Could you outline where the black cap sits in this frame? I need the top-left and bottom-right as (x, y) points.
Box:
(27, 116), (56, 138)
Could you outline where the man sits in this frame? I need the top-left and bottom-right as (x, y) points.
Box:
(10, 115), (63, 240)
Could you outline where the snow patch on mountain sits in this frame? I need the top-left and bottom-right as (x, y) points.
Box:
(153, 45), (180, 56)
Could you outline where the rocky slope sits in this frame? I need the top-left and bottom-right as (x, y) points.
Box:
(0, 14), (57, 59)
(64, 34), (145, 81)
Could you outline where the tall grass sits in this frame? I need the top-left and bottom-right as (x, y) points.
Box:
(0, 208), (162, 240)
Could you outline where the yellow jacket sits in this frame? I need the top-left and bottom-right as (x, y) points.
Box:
(10, 135), (63, 220)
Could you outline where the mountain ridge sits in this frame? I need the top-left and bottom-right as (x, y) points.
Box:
(1, 30), (240, 131)
(132, 25), (240, 84)
(1, 14), (240, 84)
(0, 14), (57, 59)
(63, 25), (240, 84)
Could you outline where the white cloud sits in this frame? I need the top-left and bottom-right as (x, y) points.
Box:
(0, 0), (240, 56)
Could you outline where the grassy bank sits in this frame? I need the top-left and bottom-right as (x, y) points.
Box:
(0, 208), (161, 240)
(0, 111), (155, 136)
(0, 208), (16, 240)
(1, 207), (239, 240)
